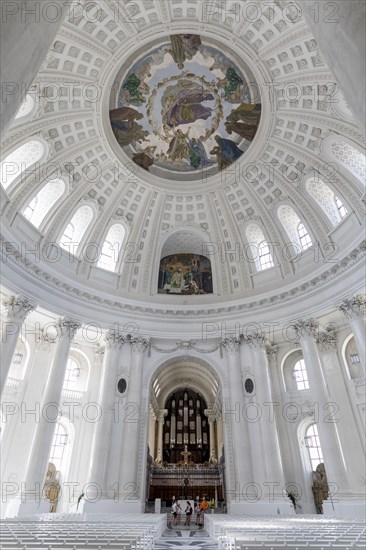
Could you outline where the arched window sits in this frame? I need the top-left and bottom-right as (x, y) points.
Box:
(97, 223), (126, 272)
(343, 335), (363, 379)
(305, 177), (348, 226)
(278, 205), (312, 254)
(305, 424), (324, 470)
(245, 223), (274, 271)
(49, 422), (68, 472)
(22, 178), (66, 228)
(15, 94), (36, 120)
(293, 359), (309, 390)
(59, 205), (93, 255)
(1, 140), (46, 190)
(329, 139), (366, 185)
(297, 222), (312, 250)
(63, 358), (81, 391)
(335, 196), (347, 219)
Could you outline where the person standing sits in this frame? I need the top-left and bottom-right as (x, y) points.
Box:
(200, 498), (208, 526)
(184, 501), (193, 526)
(171, 500), (178, 526)
(194, 502), (202, 525)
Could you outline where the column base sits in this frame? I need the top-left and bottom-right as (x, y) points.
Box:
(83, 498), (143, 514)
(229, 500), (296, 516)
(323, 498), (366, 519)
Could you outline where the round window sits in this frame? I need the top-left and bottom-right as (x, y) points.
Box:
(244, 378), (254, 394)
(117, 378), (127, 394)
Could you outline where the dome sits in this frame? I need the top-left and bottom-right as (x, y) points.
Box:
(109, 34), (262, 180)
(1, 0), (365, 335)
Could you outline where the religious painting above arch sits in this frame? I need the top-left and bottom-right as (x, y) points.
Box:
(158, 253), (213, 295)
(109, 35), (262, 181)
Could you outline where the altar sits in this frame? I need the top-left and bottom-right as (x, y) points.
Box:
(148, 463), (224, 502)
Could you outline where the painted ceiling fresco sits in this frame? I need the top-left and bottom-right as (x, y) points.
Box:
(158, 254), (213, 295)
(110, 35), (261, 180)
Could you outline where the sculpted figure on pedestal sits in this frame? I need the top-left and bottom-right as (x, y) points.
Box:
(312, 463), (329, 514)
(43, 463), (61, 513)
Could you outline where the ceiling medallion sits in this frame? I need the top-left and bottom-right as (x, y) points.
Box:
(110, 34), (261, 181)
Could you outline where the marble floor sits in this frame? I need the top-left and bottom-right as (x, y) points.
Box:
(155, 524), (219, 549)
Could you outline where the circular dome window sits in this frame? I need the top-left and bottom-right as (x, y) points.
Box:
(117, 378), (127, 394)
(109, 34), (261, 181)
(244, 378), (254, 394)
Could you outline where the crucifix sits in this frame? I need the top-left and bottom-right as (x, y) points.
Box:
(181, 444), (191, 465)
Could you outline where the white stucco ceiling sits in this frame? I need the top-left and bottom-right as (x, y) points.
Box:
(1, 0), (365, 331)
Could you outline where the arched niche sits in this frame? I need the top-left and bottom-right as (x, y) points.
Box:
(144, 354), (226, 505)
(152, 226), (218, 296)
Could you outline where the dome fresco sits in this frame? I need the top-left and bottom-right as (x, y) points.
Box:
(1, 0), (365, 324)
(110, 35), (261, 180)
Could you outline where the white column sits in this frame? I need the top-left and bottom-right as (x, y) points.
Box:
(216, 415), (224, 460)
(302, 0), (366, 136)
(156, 409), (167, 460)
(1, 295), (36, 396)
(119, 337), (149, 501)
(87, 330), (125, 499)
(106, 339), (132, 501)
(222, 336), (252, 501)
(23, 319), (80, 502)
(240, 339), (266, 490)
(246, 335), (284, 489)
(0, 0), (72, 136)
(170, 398), (176, 449)
(293, 320), (349, 493)
(148, 407), (156, 459)
(207, 415), (216, 457)
(318, 328), (365, 492)
(339, 296), (366, 376)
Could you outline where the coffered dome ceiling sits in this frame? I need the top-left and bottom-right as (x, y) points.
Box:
(1, 0), (365, 331)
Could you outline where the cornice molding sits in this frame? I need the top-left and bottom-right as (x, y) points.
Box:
(1, 233), (364, 325)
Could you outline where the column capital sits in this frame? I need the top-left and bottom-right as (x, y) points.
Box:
(244, 333), (267, 349)
(338, 295), (366, 320)
(204, 409), (216, 423)
(157, 409), (168, 423)
(3, 295), (36, 321)
(291, 318), (319, 341)
(221, 335), (241, 351)
(59, 319), (81, 341)
(131, 336), (150, 353)
(317, 328), (338, 353)
(105, 329), (127, 349)
(149, 404), (157, 421)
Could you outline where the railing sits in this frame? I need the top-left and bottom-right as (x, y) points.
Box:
(150, 464), (223, 487)
(153, 464), (222, 474)
(5, 377), (20, 389)
(61, 388), (84, 399)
